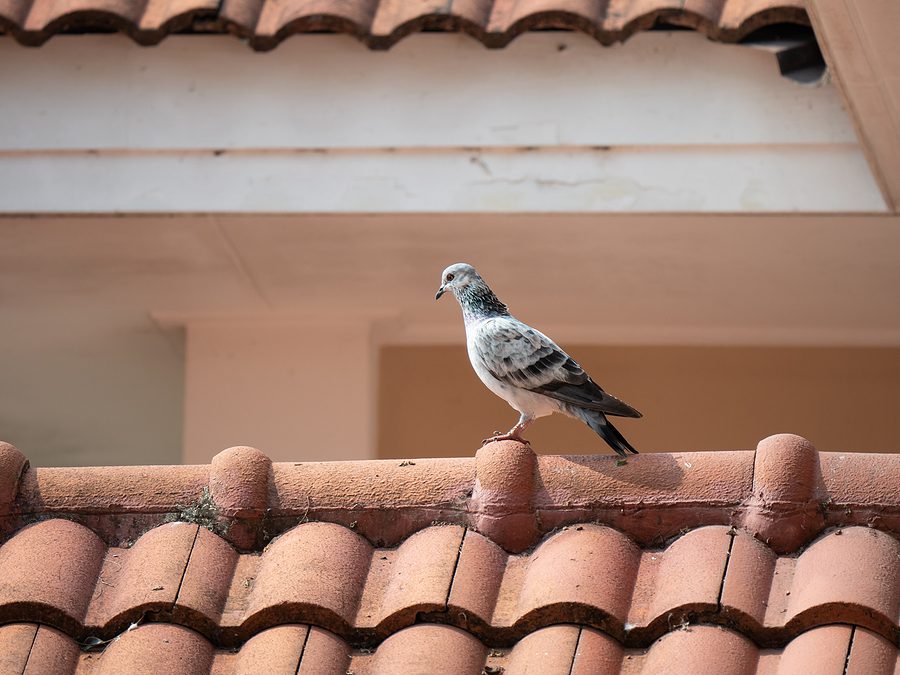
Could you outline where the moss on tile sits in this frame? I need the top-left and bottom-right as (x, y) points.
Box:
(166, 487), (228, 537)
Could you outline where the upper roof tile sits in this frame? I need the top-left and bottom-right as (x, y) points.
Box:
(0, 0), (808, 50)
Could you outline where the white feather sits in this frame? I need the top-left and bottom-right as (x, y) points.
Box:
(465, 317), (565, 421)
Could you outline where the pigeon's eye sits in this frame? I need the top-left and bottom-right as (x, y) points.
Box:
(445, 273), (455, 282)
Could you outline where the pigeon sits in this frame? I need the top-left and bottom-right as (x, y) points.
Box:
(435, 262), (642, 456)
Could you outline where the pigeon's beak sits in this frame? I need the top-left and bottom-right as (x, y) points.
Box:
(435, 285), (445, 300)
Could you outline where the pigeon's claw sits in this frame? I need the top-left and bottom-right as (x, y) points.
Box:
(482, 432), (531, 446)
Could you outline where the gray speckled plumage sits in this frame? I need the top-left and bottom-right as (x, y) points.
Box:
(435, 262), (642, 456)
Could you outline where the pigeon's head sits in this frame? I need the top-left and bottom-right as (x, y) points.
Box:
(435, 262), (481, 300)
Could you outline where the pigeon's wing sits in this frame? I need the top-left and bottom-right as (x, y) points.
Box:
(473, 318), (642, 418)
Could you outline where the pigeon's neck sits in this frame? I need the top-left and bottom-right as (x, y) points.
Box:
(457, 283), (510, 322)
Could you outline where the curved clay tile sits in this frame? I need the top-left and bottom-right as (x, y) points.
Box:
(218, 0), (264, 32)
(370, 624), (487, 675)
(0, 0), (31, 28)
(18, 622), (80, 673)
(251, 0), (377, 50)
(569, 627), (630, 674)
(503, 624), (587, 673)
(84, 521), (199, 633)
(446, 528), (511, 627)
(717, 527), (777, 629)
(641, 624), (760, 675)
(136, 0), (221, 43)
(359, 524), (465, 632)
(488, 0), (613, 48)
(0, 519), (105, 632)
(718, 0), (809, 34)
(0, 623), (38, 672)
(513, 523), (640, 628)
(170, 523), (241, 632)
(1, 0), (810, 50)
(241, 520), (373, 634)
(370, 0), (493, 44)
(604, 0), (715, 35)
(486, 0), (604, 33)
(1, 518), (898, 648)
(230, 624), (311, 672)
(0, 621), (898, 673)
(777, 624), (855, 673)
(784, 527), (900, 635)
(634, 526), (733, 631)
(298, 626), (354, 673)
(22, 0), (140, 31)
(96, 624), (215, 675)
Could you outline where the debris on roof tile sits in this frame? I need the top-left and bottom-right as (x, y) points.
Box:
(0, 433), (897, 671)
(0, 0), (809, 51)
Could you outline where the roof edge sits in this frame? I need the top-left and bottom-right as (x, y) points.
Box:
(2, 434), (898, 554)
(0, 1), (810, 51)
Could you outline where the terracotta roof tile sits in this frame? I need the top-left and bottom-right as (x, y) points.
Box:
(370, 0), (492, 42)
(138, 0), (220, 31)
(21, 622), (80, 674)
(98, 623), (215, 674)
(640, 624), (759, 674)
(845, 627), (900, 675)
(86, 522), (199, 632)
(369, 624), (487, 674)
(503, 623), (583, 673)
(1, 518), (898, 647)
(774, 624), (852, 673)
(21, 0), (140, 33)
(569, 627), (625, 674)
(219, 623), (306, 673)
(295, 626), (353, 674)
(172, 525), (240, 632)
(0, 623), (35, 673)
(0, 518), (105, 633)
(3, 622), (898, 673)
(485, 0), (603, 34)
(0, 0), (808, 50)
(0, 433), (898, 669)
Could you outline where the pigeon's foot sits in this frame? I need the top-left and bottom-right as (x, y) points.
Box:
(482, 432), (531, 446)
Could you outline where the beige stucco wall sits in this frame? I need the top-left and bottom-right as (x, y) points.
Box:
(378, 346), (900, 458)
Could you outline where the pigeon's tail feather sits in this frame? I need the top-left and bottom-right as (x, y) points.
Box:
(568, 405), (639, 457)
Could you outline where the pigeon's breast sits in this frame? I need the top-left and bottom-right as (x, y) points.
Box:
(465, 320), (560, 418)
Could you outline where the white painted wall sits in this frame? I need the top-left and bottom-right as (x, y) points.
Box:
(0, 32), (885, 212)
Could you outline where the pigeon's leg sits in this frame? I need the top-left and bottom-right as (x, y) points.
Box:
(483, 413), (533, 445)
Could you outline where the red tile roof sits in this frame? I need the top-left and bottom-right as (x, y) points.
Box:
(0, 434), (898, 672)
(0, 0), (809, 50)
(2, 623), (898, 673)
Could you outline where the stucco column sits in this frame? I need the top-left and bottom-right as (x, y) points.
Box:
(182, 319), (377, 464)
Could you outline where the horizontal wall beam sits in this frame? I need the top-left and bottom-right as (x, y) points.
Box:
(0, 145), (884, 213)
(0, 32), (886, 213)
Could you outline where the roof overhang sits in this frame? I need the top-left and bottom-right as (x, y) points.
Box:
(0, 0), (808, 50)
